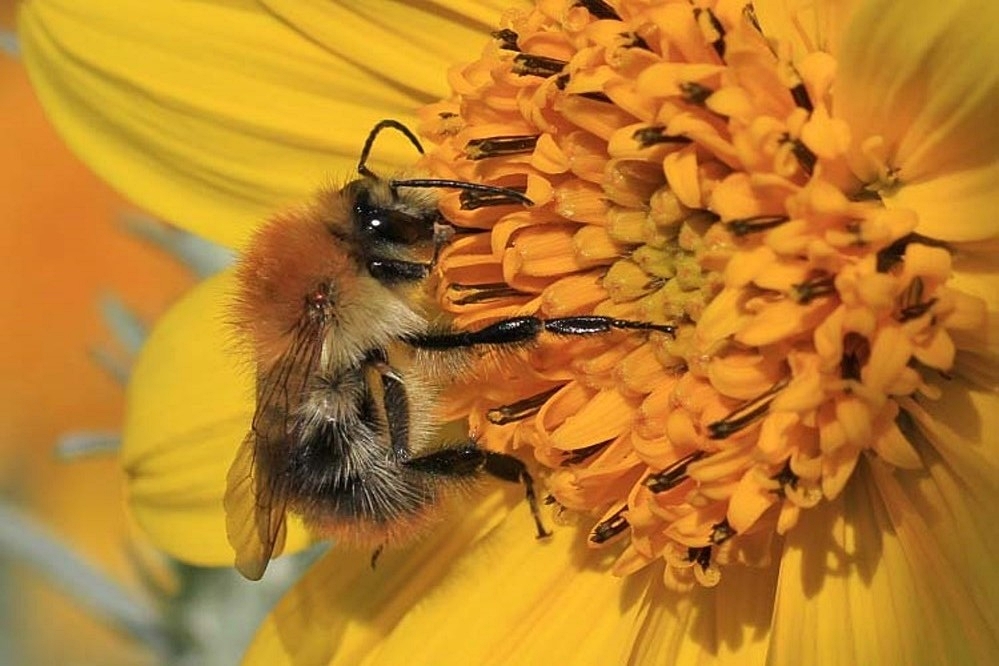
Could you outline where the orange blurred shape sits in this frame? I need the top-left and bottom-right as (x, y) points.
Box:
(1, 17), (193, 664)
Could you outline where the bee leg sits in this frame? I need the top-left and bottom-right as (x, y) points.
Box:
(366, 258), (430, 285)
(404, 445), (552, 539)
(407, 315), (675, 350)
(364, 349), (413, 462)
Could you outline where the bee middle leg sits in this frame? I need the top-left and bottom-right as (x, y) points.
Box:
(406, 315), (675, 351)
(403, 444), (552, 539)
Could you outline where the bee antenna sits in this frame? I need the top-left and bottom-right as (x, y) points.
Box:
(357, 119), (425, 179)
(390, 179), (533, 206)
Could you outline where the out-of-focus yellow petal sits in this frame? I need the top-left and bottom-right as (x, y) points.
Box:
(243, 489), (516, 665)
(768, 460), (995, 665)
(835, 0), (999, 241)
(258, 1), (518, 98)
(18, 0), (503, 249)
(122, 271), (311, 566)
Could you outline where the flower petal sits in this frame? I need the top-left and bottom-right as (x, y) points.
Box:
(243, 489), (516, 665)
(258, 0), (513, 97)
(122, 271), (311, 566)
(18, 0), (488, 248)
(835, 0), (999, 241)
(768, 459), (995, 665)
(627, 563), (777, 664)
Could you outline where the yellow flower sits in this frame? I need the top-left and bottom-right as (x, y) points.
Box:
(20, 0), (999, 663)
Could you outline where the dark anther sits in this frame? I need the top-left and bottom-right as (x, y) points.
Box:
(709, 519), (736, 545)
(632, 125), (691, 148)
(487, 386), (562, 425)
(688, 546), (713, 571)
(785, 135), (817, 175)
(793, 273), (836, 304)
(512, 53), (567, 78)
(789, 82), (814, 113)
(589, 506), (629, 544)
(899, 298), (937, 322)
(679, 81), (714, 106)
(576, 91), (613, 103)
(460, 185), (529, 210)
(743, 4), (763, 34)
(562, 441), (610, 466)
(492, 28), (520, 51)
(623, 32), (652, 51)
(694, 8), (727, 59)
(465, 134), (540, 160)
(448, 282), (528, 307)
(898, 277), (936, 322)
(876, 233), (952, 273)
(770, 460), (800, 496)
(707, 379), (788, 440)
(574, 0), (621, 20)
(840, 332), (870, 381)
(725, 215), (789, 237)
(644, 451), (706, 493)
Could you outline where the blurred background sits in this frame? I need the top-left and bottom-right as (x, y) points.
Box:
(1, 2), (187, 662)
(1, 4), (314, 663)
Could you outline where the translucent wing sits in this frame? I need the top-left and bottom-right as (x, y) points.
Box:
(224, 313), (327, 580)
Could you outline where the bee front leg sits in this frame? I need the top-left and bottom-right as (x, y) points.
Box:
(366, 259), (430, 285)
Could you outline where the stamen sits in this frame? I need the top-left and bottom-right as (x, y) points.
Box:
(460, 185), (529, 210)
(875, 233), (951, 273)
(492, 28), (520, 51)
(840, 332), (870, 381)
(687, 545), (713, 571)
(694, 8), (727, 59)
(896, 277), (936, 322)
(742, 4), (763, 35)
(464, 135), (540, 160)
(707, 380), (788, 440)
(632, 126), (691, 148)
(561, 441), (610, 466)
(709, 518), (736, 545)
(785, 135), (817, 175)
(512, 53), (567, 78)
(789, 81), (814, 113)
(577, 91), (614, 103)
(770, 460), (799, 496)
(679, 81), (714, 106)
(725, 215), (789, 237)
(574, 0), (621, 21)
(589, 505), (630, 544)
(644, 450), (706, 493)
(448, 282), (529, 306)
(792, 273), (836, 304)
(487, 386), (563, 425)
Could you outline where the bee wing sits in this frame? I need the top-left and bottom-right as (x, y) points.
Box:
(225, 314), (327, 580)
(224, 432), (289, 580)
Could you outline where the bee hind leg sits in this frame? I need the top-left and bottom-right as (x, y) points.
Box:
(403, 444), (552, 539)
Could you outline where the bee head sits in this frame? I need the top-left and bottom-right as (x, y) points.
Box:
(345, 178), (440, 249)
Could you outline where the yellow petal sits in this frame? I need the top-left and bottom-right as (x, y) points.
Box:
(835, 0), (999, 241)
(19, 0), (492, 249)
(243, 489), (520, 666)
(769, 460), (996, 664)
(122, 271), (311, 565)
(628, 561), (776, 665)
